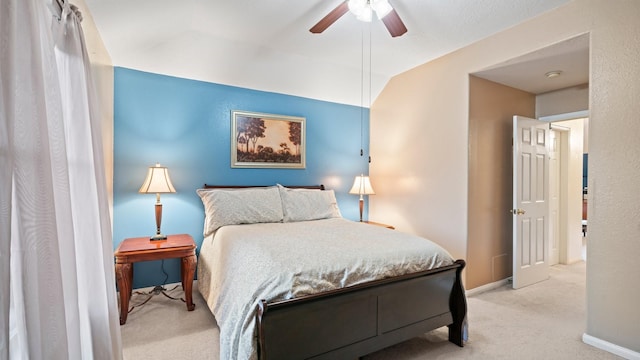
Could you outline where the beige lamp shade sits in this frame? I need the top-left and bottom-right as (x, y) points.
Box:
(139, 163), (176, 194)
(139, 163), (175, 240)
(349, 175), (375, 195)
(349, 174), (374, 222)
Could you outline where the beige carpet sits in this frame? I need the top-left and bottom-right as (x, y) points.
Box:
(121, 262), (621, 359)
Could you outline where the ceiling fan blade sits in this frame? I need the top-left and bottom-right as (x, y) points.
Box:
(310, 1), (349, 34)
(381, 9), (407, 37)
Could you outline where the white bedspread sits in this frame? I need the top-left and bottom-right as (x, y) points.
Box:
(197, 218), (454, 360)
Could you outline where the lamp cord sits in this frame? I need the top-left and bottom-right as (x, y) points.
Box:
(160, 259), (169, 286)
(360, 23), (365, 158)
(359, 21), (373, 162)
(368, 21), (372, 164)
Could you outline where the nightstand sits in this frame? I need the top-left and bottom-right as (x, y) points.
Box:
(114, 233), (196, 325)
(363, 221), (395, 229)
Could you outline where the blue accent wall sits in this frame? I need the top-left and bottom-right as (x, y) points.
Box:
(113, 67), (370, 288)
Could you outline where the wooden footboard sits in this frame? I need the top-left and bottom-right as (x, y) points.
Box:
(256, 259), (467, 360)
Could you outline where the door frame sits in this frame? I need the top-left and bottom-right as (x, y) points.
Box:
(549, 124), (570, 265)
(539, 110), (588, 123)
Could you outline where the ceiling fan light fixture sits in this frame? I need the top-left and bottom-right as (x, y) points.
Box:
(349, 0), (391, 22)
(358, 6), (373, 22)
(372, 0), (392, 19)
(310, 0), (406, 37)
(348, 0), (367, 16)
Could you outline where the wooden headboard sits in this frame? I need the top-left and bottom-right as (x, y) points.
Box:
(203, 184), (325, 190)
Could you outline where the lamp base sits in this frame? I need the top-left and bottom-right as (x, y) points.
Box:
(150, 233), (167, 241)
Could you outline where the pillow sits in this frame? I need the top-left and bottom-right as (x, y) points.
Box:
(196, 187), (284, 236)
(277, 184), (342, 222)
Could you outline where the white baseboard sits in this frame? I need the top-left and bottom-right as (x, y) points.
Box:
(583, 333), (640, 360)
(465, 278), (510, 297)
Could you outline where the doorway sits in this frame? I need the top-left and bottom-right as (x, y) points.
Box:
(544, 116), (588, 265)
(466, 34), (589, 290)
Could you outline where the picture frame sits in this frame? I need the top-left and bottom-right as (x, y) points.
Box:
(231, 110), (306, 169)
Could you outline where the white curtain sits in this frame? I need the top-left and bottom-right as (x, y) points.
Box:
(0, 0), (122, 359)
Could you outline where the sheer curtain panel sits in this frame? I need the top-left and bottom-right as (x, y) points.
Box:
(0, 0), (122, 359)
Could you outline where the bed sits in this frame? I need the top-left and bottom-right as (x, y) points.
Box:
(196, 184), (467, 360)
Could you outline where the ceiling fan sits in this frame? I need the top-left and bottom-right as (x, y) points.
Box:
(310, 0), (408, 37)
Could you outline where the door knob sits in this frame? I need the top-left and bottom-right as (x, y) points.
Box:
(510, 209), (526, 215)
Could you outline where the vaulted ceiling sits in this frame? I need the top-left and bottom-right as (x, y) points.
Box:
(83, 0), (576, 106)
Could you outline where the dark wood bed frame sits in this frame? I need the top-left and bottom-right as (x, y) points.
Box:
(203, 184), (467, 359)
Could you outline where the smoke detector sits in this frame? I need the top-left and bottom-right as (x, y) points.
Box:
(545, 70), (563, 78)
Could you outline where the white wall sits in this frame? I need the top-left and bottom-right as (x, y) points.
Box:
(370, 0), (640, 354)
(536, 84), (589, 118)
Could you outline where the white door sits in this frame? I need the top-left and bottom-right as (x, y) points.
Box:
(512, 115), (550, 289)
(549, 129), (560, 265)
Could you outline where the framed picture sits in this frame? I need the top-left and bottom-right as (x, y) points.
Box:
(231, 110), (306, 169)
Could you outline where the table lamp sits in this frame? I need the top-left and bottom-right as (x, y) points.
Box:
(139, 163), (176, 240)
(349, 174), (375, 222)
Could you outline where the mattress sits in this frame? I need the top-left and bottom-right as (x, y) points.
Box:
(197, 217), (454, 360)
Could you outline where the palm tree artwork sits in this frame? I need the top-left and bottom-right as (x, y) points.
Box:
(234, 113), (304, 167)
